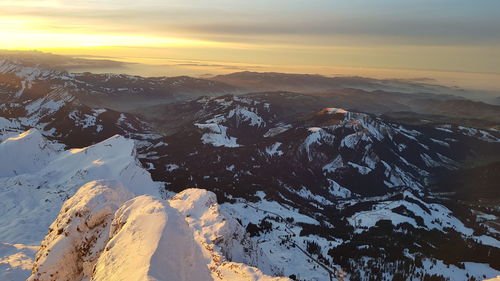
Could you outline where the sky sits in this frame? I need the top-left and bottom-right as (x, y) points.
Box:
(1, 0), (500, 89)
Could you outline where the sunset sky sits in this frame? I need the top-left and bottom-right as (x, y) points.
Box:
(1, 0), (500, 89)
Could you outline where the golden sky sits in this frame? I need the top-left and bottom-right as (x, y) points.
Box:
(1, 0), (499, 90)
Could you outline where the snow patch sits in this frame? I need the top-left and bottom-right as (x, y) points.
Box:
(195, 123), (240, 148)
(228, 106), (265, 127)
(166, 163), (180, 172)
(266, 142), (284, 156)
(323, 155), (344, 173)
(327, 179), (352, 198)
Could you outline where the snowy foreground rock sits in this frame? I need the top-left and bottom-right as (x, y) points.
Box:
(0, 129), (287, 281)
(30, 184), (285, 281)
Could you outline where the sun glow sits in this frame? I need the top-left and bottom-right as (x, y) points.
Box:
(0, 16), (221, 50)
(0, 1), (499, 92)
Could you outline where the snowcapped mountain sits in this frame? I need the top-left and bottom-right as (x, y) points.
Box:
(136, 94), (500, 280)
(141, 94), (498, 199)
(0, 129), (159, 246)
(211, 72), (500, 129)
(0, 58), (241, 111)
(1, 56), (500, 281)
(0, 130), (287, 281)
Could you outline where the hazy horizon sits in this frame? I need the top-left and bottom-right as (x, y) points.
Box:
(1, 0), (500, 92)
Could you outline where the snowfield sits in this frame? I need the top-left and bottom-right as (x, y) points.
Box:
(0, 129), (158, 245)
(0, 129), (287, 281)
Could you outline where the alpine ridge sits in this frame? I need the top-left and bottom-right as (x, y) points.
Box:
(1, 56), (499, 281)
(1, 130), (288, 281)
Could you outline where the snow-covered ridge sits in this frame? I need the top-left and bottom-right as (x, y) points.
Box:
(299, 106), (466, 192)
(0, 129), (286, 281)
(0, 129), (60, 177)
(0, 59), (59, 78)
(169, 189), (286, 280)
(192, 95), (271, 147)
(0, 129), (159, 245)
(0, 129), (160, 279)
(29, 184), (287, 281)
(0, 59), (67, 87)
(29, 180), (134, 281)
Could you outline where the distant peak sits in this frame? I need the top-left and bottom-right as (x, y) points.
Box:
(322, 107), (348, 115)
(0, 59), (64, 80)
(68, 134), (133, 155)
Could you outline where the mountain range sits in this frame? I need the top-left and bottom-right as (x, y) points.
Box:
(0, 52), (499, 281)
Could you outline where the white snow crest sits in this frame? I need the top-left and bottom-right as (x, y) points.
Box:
(93, 195), (213, 281)
(28, 180), (133, 281)
(28, 186), (288, 281)
(0, 131), (158, 245)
